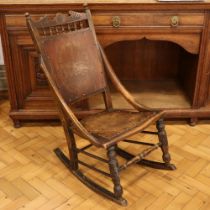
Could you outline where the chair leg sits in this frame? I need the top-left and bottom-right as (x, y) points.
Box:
(55, 142), (128, 205)
(156, 119), (176, 170)
(56, 121), (78, 171)
(107, 145), (127, 206)
(66, 127), (78, 170)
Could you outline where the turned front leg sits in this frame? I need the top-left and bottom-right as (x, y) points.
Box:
(107, 145), (123, 198)
(156, 119), (171, 164)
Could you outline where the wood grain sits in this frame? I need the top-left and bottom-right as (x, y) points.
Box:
(1, 2), (210, 126)
(1, 99), (210, 209)
(0, 0), (210, 4)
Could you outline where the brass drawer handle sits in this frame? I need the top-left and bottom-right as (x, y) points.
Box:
(171, 16), (179, 27)
(112, 16), (121, 28)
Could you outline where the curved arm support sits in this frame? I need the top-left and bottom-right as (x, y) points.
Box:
(98, 44), (160, 112)
(40, 60), (101, 147)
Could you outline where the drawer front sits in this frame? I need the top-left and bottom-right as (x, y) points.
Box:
(93, 12), (204, 28)
(6, 12), (204, 29)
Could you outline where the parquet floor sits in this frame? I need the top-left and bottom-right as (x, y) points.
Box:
(1, 99), (210, 210)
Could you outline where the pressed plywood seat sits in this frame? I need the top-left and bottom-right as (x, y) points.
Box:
(26, 7), (175, 206)
(80, 110), (161, 147)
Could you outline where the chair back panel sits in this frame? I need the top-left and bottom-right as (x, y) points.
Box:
(42, 29), (106, 103)
(27, 11), (107, 104)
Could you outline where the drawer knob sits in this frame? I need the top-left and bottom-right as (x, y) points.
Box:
(112, 16), (121, 28)
(171, 16), (179, 27)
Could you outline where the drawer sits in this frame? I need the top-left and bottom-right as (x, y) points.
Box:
(93, 12), (204, 28)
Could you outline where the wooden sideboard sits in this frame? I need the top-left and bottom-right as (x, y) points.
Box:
(1, 0), (210, 127)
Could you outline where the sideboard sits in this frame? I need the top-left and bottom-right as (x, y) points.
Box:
(1, 0), (210, 127)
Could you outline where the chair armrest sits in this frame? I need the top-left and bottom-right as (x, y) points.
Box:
(98, 44), (160, 112)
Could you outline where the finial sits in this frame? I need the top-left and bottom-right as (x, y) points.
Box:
(25, 12), (29, 17)
(83, 2), (88, 9)
(25, 12), (30, 19)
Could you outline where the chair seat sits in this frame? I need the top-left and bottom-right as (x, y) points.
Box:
(79, 110), (162, 147)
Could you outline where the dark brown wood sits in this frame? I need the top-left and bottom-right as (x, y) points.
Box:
(102, 88), (113, 111)
(80, 110), (162, 148)
(25, 8), (176, 205)
(1, 2), (210, 124)
(115, 146), (176, 170)
(107, 145), (125, 203)
(2, 1), (210, 13)
(54, 148), (128, 206)
(118, 143), (160, 171)
(0, 90), (8, 99)
(64, 126), (78, 171)
(78, 160), (111, 178)
(189, 117), (198, 126)
(156, 119), (175, 169)
(93, 12), (204, 28)
(123, 139), (157, 146)
(77, 149), (108, 164)
(105, 40), (182, 81)
(0, 13), (18, 111)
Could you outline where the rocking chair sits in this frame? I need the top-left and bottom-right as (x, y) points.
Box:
(26, 8), (176, 206)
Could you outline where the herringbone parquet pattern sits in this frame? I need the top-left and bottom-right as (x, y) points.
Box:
(0, 99), (210, 210)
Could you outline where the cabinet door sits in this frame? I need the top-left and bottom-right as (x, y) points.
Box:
(7, 27), (58, 118)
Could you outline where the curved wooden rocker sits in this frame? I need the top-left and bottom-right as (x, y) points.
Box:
(26, 7), (176, 206)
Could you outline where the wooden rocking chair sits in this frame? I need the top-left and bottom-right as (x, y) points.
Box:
(26, 8), (176, 206)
